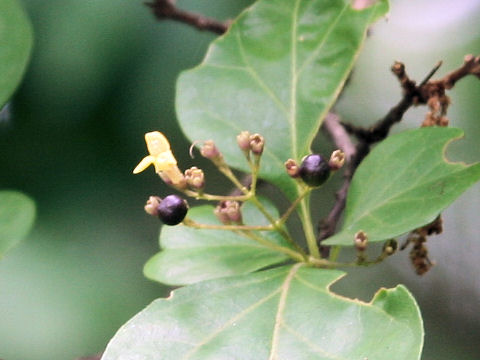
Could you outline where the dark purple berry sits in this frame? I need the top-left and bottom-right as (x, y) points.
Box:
(299, 154), (330, 187)
(157, 195), (188, 225)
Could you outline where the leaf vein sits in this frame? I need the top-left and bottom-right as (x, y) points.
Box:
(196, 88), (287, 170)
(347, 145), (432, 225)
(348, 169), (469, 231)
(268, 263), (303, 360)
(235, 28), (289, 116)
(289, 0), (301, 160)
(282, 323), (348, 360)
(296, 2), (350, 77)
(182, 287), (282, 359)
(160, 270), (289, 314)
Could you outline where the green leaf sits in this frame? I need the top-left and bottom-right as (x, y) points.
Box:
(144, 198), (292, 286)
(0, 0), (33, 107)
(103, 264), (423, 360)
(324, 127), (480, 246)
(176, 0), (389, 199)
(0, 190), (35, 257)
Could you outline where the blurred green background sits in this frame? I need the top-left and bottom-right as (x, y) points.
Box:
(0, 0), (479, 359)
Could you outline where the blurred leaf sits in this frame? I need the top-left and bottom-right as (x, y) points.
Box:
(0, 190), (35, 257)
(177, 0), (389, 199)
(324, 127), (480, 246)
(103, 264), (423, 360)
(144, 198), (291, 286)
(0, 0), (33, 107)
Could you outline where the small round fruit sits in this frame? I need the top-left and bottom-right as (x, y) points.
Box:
(299, 154), (330, 187)
(157, 195), (189, 225)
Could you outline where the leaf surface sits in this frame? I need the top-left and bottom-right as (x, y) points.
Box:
(144, 198), (292, 286)
(0, 190), (35, 257)
(0, 0), (33, 107)
(103, 264), (423, 360)
(177, 0), (389, 198)
(324, 127), (480, 246)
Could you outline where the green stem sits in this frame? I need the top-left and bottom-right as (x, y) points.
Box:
(249, 196), (276, 224)
(183, 189), (251, 202)
(244, 158), (307, 257)
(308, 252), (390, 268)
(248, 196), (305, 256)
(299, 194), (320, 259)
(218, 166), (249, 194)
(248, 155), (260, 194)
(183, 218), (272, 231)
(191, 153), (309, 259)
(278, 187), (310, 225)
(329, 246), (341, 262)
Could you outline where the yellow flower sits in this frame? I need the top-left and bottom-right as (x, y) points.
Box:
(133, 131), (185, 185)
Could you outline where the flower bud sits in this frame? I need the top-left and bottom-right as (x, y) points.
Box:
(144, 196), (162, 217)
(200, 140), (222, 160)
(383, 239), (398, 256)
(225, 201), (242, 223)
(284, 159), (300, 178)
(354, 230), (368, 252)
(236, 131), (251, 152)
(214, 200), (242, 224)
(185, 166), (205, 190)
(249, 133), (264, 155)
(329, 150), (345, 171)
(214, 204), (230, 224)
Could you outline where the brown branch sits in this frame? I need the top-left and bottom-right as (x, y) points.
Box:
(322, 112), (356, 162)
(318, 63), (427, 248)
(442, 54), (480, 89)
(341, 61), (426, 143)
(317, 63), (424, 248)
(145, 0), (228, 35)
(318, 113), (358, 250)
(342, 94), (414, 143)
(317, 176), (350, 245)
(343, 56), (480, 143)
(318, 55), (480, 252)
(317, 136), (369, 248)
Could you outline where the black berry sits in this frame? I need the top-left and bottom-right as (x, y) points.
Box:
(157, 195), (189, 225)
(299, 154), (330, 187)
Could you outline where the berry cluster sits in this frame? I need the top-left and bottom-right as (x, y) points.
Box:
(133, 130), (398, 269)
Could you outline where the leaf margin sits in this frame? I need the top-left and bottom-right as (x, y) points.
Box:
(0, 0), (34, 108)
(102, 263), (423, 360)
(143, 198), (293, 286)
(0, 190), (36, 257)
(324, 127), (480, 246)
(176, 0), (390, 199)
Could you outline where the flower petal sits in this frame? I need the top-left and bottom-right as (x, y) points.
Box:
(133, 155), (155, 174)
(145, 131), (171, 156)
